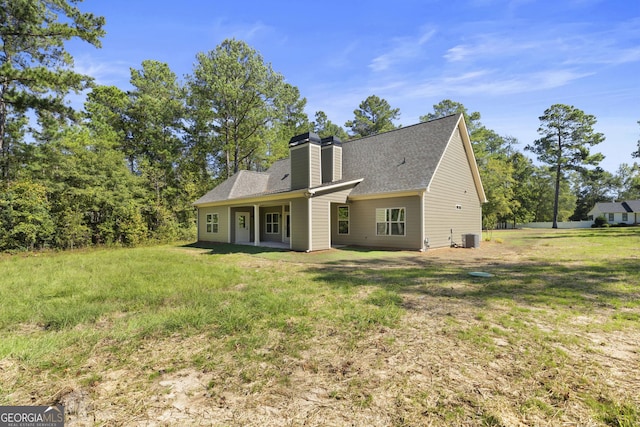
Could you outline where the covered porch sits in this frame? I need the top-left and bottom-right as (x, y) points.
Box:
(230, 203), (292, 249)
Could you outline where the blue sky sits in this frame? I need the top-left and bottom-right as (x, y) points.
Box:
(69, 0), (639, 173)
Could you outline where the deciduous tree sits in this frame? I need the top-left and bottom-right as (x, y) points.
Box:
(0, 180), (54, 250)
(615, 163), (640, 200)
(570, 168), (618, 220)
(31, 126), (147, 247)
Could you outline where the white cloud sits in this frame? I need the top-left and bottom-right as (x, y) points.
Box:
(369, 27), (436, 72)
(444, 45), (472, 62)
(73, 56), (131, 86)
(209, 18), (274, 43)
(444, 35), (541, 63)
(399, 68), (591, 99)
(444, 17), (640, 71)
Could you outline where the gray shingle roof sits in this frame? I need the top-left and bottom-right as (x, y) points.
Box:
(624, 200), (640, 211)
(194, 114), (463, 205)
(193, 170), (269, 205)
(592, 200), (640, 213)
(341, 114), (459, 196)
(265, 158), (291, 193)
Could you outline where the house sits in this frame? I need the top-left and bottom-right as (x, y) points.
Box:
(193, 114), (487, 252)
(587, 200), (640, 224)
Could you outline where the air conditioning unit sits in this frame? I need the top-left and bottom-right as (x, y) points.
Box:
(463, 234), (480, 248)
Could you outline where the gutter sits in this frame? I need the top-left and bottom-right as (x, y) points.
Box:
(193, 188), (309, 208)
(347, 188), (425, 201)
(305, 178), (364, 197)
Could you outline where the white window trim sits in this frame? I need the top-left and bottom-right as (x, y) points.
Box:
(265, 212), (280, 234)
(337, 205), (350, 235)
(375, 207), (406, 236)
(206, 213), (219, 234)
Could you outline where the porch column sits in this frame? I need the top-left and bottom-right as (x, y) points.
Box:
(254, 205), (260, 246)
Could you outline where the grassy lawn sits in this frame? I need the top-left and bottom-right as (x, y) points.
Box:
(0, 228), (638, 426)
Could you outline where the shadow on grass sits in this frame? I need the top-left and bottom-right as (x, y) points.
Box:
(181, 241), (287, 255)
(515, 227), (640, 240)
(307, 257), (640, 310)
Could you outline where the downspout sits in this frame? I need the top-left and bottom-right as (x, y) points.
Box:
(227, 206), (231, 243)
(289, 201), (292, 250)
(420, 190), (426, 251)
(308, 141), (313, 252)
(254, 204), (260, 246)
(307, 194), (313, 252)
(196, 208), (200, 242)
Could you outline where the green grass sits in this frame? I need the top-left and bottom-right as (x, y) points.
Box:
(1, 227), (639, 425)
(0, 244), (403, 374)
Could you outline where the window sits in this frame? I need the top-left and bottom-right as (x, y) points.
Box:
(337, 206), (349, 234)
(622, 213), (628, 222)
(206, 213), (219, 233)
(376, 207), (405, 236)
(266, 213), (279, 234)
(608, 213), (614, 222)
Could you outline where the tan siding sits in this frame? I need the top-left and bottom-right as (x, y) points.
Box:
(198, 207), (229, 243)
(310, 144), (322, 188)
(291, 143), (321, 189)
(315, 188), (352, 203)
(290, 145), (309, 190)
(321, 145), (343, 183)
(424, 128), (482, 249)
(334, 146), (342, 181)
(306, 189), (352, 251)
(311, 199), (330, 251)
(332, 196), (423, 250)
(290, 198), (309, 251)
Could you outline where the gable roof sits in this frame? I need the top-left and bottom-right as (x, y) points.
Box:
(589, 200), (640, 214)
(340, 114), (459, 196)
(194, 114), (486, 206)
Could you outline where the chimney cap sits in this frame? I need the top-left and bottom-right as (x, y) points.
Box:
(289, 132), (321, 147)
(321, 136), (342, 146)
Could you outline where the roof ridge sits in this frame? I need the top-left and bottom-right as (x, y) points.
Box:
(236, 169), (271, 176)
(343, 113), (461, 145)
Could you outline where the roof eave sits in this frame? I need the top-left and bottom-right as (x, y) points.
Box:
(193, 188), (308, 208)
(348, 188), (426, 201)
(308, 178), (364, 195)
(457, 115), (488, 203)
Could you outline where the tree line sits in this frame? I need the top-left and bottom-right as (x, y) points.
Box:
(2, 1), (640, 251)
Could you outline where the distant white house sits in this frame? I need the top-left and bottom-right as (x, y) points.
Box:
(587, 200), (640, 224)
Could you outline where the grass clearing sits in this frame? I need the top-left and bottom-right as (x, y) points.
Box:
(1, 227), (639, 425)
